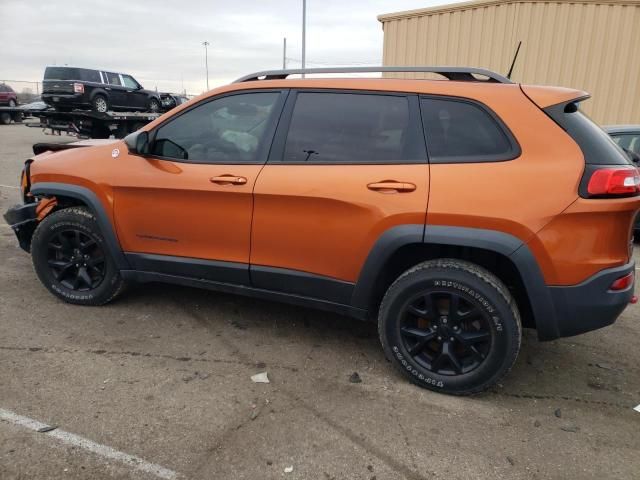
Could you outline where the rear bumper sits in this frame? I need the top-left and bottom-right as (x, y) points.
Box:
(42, 93), (88, 108)
(547, 260), (635, 338)
(3, 202), (37, 252)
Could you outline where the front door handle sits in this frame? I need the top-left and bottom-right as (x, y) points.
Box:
(210, 175), (248, 186)
(367, 181), (416, 193)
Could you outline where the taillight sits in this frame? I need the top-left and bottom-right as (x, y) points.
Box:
(586, 166), (640, 197)
(73, 83), (84, 93)
(609, 272), (634, 291)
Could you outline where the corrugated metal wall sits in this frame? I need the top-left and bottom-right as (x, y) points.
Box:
(379, 0), (640, 124)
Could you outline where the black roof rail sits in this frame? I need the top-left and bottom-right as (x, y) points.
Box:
(234, 66), (512, 84)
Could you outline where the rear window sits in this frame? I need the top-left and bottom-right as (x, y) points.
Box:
(544, 103), (631, 165)
(44, 67), (81, 81)
(420, 97), (517, 162)
(281, 92), (424, 164)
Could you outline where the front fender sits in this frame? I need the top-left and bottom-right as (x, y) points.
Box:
(30, 182), (129, 270)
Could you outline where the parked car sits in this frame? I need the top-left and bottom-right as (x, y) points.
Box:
(41, 66), (162, 113)
(0, 83), (18, 107)
(605, 125), (640, 235)
(605, 125), (640, 164)
(5, 66), (640, 395)
(160, 93), (190, 111)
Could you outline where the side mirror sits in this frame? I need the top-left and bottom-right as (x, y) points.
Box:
(124, 130), (149, 155)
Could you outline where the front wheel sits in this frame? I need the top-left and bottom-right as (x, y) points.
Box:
(378, 259), (521, 395)
(31, 207), (124, 305)
(148, 98), (160, 112)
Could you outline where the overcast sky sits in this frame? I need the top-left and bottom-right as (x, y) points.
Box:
(0, 0), (455, 95)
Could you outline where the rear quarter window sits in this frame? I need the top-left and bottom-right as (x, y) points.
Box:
(420, 97), (518, 163)
(80, 69), (101, 83)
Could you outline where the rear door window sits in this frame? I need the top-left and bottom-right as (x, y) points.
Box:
(420, 97), (518, 162)
(279, 92), (424, 163)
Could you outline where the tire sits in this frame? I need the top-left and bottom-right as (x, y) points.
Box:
(378, 259), (521, 395)
(31, 207), (124, 306)
(0, 113), (10, 125)
(8, 99), (16, 107)
(148, 98), (160, 112)
(92, 95), (109, 113)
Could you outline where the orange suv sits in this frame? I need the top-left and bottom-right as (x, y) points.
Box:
(5, 67), (639, 395)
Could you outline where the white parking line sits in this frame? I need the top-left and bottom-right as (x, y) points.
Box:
(0, 184), (19, 189)
(634, 404), (640, 413)
(0, 408), (180, 480)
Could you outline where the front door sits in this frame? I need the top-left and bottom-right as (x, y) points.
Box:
(112, 90), (286, 283)
(251, 90), (429, 301)
(120, 74), (148, 110)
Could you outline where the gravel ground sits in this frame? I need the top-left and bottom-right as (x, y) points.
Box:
(1, 123), (639, 480)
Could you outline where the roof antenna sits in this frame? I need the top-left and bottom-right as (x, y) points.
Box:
(506, 41), (522, 79)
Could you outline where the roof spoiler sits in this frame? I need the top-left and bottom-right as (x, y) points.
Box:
(520, 85), (590, 110)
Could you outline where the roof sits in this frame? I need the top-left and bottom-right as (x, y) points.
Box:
(378, 0), (640, 21)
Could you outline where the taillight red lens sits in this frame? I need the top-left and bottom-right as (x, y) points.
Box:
(610, 272), (634, 291)
(587, 167), (640, 196)
(73, 83), (84, 93)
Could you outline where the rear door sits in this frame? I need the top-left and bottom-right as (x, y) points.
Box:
(250, 90), (429, 302)
(113, 89), (286, 283)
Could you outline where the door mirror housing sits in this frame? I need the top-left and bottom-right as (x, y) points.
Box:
(124, 130), (149, 155)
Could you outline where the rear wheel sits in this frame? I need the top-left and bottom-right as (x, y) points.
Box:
(378, 259), (521, 395)
(31, 207), (124, 305)
(92, 95), (109, 113)
(0, 112), (10, 125)
(8, 99), (16, 107)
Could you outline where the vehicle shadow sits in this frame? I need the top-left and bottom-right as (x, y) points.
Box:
(118, 281), (639, 408)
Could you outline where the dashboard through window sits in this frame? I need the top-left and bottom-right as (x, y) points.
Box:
(151, 92), (280, 163)
(281, 92), (415, 163)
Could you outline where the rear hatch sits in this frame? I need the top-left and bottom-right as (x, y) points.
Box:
(42, 67), (80, 94)
(522, 85), (640, 280)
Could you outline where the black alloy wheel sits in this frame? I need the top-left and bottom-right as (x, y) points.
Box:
(399, 291), (492, 375)
(46, 229), (106, 291)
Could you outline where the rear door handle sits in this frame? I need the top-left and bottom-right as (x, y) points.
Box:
(367, 181), (416, 193)
(210, 175), (248, 185)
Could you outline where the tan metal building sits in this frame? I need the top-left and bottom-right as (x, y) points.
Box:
(378, 0), (640, 124)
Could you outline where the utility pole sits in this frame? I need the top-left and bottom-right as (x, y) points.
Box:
(301, 0), (306, 77)
(283, 37), (287, 69)
(202, 41), (210, 91)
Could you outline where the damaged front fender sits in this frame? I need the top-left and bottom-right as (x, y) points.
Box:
(3, 197), (57, 252)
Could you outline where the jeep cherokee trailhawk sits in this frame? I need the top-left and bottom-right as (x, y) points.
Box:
(5, 66), (639, 395)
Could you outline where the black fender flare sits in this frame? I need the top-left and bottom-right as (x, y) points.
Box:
(351, 225), (559, 341)
(30, 182), (129, 270)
